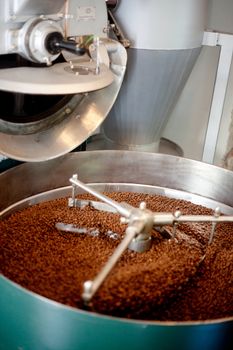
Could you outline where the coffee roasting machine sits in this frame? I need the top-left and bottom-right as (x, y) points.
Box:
(0, 1), (233, 350)
(0, 0), (128, 161)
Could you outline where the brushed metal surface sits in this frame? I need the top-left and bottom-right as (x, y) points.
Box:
(1, 151), (232, 211)
(0, 42), (127, 161)
(0, 62), (114, 95)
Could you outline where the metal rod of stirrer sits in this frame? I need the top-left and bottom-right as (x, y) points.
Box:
(82, 221), (144, 303)
(69, 174), (131, 219)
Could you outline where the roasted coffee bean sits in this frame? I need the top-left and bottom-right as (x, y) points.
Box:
(0, 192), (232, 321)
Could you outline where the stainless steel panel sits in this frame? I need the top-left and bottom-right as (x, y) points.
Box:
(1, 151), (232, 210)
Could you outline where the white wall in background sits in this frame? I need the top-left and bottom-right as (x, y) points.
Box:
(163, 0), (233, 164)
(214, 59), (233, 167)
(207, 0), (233, 168)
(207, 0), (233, 34)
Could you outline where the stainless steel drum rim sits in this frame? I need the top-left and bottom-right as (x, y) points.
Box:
(1, 183), (233, 218)
(1, 151), (233, 211)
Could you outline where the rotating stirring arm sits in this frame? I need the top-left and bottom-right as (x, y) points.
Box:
(70, 174), (131, 218)
(68, 175), (233, 303)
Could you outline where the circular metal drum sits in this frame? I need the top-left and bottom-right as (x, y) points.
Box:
(0, 151), (233, 350)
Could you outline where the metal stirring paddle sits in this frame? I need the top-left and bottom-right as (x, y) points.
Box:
(59, 174), (233, 303)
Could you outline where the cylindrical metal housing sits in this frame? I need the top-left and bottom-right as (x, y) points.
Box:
(102, 0), (208, 152)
